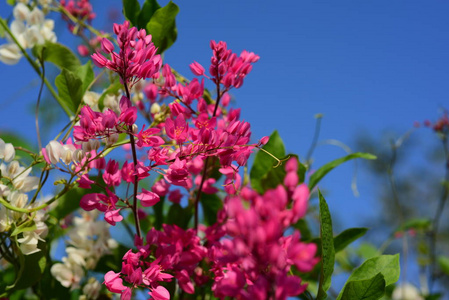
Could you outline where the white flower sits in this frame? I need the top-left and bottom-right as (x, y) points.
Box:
(392, 283), (423, 300)
(0, 44), (22, 65)
(13, 3), (30, 21)
(45, 140), (63, 164)
(83, 91), (101, 111)
(26, 7), (45, 26)
(0, 206), (11, 232)
(82, 278), (101, 300)
(0, 138), (16, 162)
(17, 231), (41, 255)
(50, 259), (84, 289)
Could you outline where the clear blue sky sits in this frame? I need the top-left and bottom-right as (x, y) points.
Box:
(1, 0), (448, 288)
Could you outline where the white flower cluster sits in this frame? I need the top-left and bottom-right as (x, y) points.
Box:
(0, 2), (57, 65)
(0, 138), (47, 255)
(50, 210), (117, 292)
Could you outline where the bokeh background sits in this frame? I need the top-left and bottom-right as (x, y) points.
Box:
(1, 0), (449, 295)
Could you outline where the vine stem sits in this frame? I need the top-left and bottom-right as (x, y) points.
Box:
(194, 66), (222, 230)
(123, 81), (142, 239)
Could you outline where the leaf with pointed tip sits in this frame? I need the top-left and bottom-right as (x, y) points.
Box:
(250, 130), (286, 194)
(337, 254), (400, 300)
(55, 68), (83, 114)
(138, 0), (161, 29)
(317, 190), (335, 300)
(33, 42), (81, 72)
(122, 0), (141, 26)
(340, 273), (386, 300)
(309, 152), (376, 190)
(146, 1), (179, 54)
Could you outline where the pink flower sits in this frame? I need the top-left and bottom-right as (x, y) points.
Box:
(189, 61), (205, 76)
(77, 44), (89, 56)
(136, 188), (160, 207)
(105, 208), (123, 226)
(103, 159), (122, 186)
(165, 158), (189, 187)
(91, 21), (161, 85)
(149, 286), (170, 300)
(165, 114), (189, 144)
(104, 271), (126, 293)
(291, 184), (309, 223)
(135, 125), (164, 147)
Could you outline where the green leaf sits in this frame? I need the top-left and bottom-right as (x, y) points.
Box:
(138, 0), (161, 30)
(357, 243), (381, 260)
(340, 273), (386, 300)
(55, 68), (83, 114)
(6, 0), (15, 5)
(317, 190), (335, 300)
(152, 195), (165, 230)
(74, 61), (94, 94)
(8, 241), (46, 291)
(200, 193), (223, 226)
(49, 180), (103, 220)
(337, 254), (400, 300)
(166, 204), (192, 228)
(10, 222), (37, 237)
(293, 219), (312, 241)
(308, 152), (377, 190)
(348, 254), (400, 285)
(33, 42), (81, 72)
(437, 256), (449, 276)
(250, 130), (286, 194)
(334, 227), (368, 253)
(122, 0), (141, 26)
(146, 1), (179, 54)
(398, 218), (431, 232)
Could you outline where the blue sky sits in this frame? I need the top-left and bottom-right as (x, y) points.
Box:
(1, 0), (448, 289)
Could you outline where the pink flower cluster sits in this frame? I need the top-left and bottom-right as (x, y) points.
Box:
(92, 21), (162, 86)
(61, 0), (96, 33)
(205, 161), (318, 299)
(73, 95), (140, 142)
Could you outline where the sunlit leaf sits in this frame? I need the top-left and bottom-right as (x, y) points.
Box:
(317, 190), (335, 300)
(309, 152), (376, 190)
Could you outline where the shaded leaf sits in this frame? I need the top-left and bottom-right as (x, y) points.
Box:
(437, 256), (449, 276)
(398, 218), (431, 232)
(340, 273), (386, 300)
(146, 1), (179, 54)
(33, 42), (81, 72)
(122, 0), (141, 26)
(49, 180), (103, 220)
(317, 190), (335, 300)
(337, 254), (400, 300)
(334, 227), (368, 253)
(200, 193), (223, 226)
(309, 152), (376, 190)
(250, 130), (286, 194)
(74, 61), (94, 94)
(138, 0), (161, 29)
(8, 241), (46, 291)
(55, 68), (83, 114)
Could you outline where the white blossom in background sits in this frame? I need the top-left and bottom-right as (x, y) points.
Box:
(81, 277), (101, 300)
(0, 137), (49, 256)
(51, 211), (117, 291)
(0, 2), (57, 65)
(83, 91), (101, 111)
(392, 283), (424, 300)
